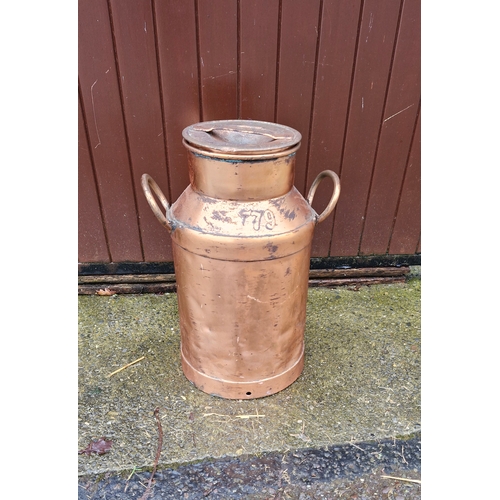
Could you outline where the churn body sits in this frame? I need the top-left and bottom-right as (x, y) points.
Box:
(142, 120), (340, 399)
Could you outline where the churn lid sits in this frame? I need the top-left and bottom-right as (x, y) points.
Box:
(182, 119), (301, 155)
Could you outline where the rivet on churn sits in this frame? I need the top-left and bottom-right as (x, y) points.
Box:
(142, 119), (340, 399)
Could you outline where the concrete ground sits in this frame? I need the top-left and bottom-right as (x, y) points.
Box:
(78, 266), (421, 498)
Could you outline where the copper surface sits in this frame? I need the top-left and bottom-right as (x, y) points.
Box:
(182, 119), (302, 155)
(141, 174), (172, 230)
(307, 170), (341, 224)
(141, 120), (341, 399)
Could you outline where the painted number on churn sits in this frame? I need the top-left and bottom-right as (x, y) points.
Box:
(239, 209), (276, 231)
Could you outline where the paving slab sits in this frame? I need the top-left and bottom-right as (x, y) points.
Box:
(78, 268), (421, 483)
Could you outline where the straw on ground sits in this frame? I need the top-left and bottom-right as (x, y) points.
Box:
(381, 475), (421, 484)
(107, 356), (145, 377)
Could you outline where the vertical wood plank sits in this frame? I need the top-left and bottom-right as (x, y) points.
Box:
(330, 0), (401, 256)
(307, 0), (362, 257)
(389, 110), (421, 254)
(360, 0), (420, 254)
(276, 0), (322, 194)
(155, 0), (201, 202)
(197, 0), (238, 121)
(78, 93), (110, 262)
(109, 0), (172, 262)
(78, 0), (143, 261)
(239, 0), (280, 121)
(78, 0), (421, 265)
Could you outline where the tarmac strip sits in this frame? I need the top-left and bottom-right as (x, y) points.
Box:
(78, 434), (421, 499)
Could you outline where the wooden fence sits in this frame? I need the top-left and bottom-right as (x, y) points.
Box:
(78, 0), (420, 273)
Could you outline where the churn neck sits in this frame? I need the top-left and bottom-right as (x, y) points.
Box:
(182, 120), (302, 201)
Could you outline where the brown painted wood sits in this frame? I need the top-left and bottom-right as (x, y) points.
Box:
(309, 276), (406, 288)
(197, 0), (238, 121)
(154, 0), (200, 202)
(309, 266), (409, 279)
(78, 274), (407, 295)
(360, 0), (421, 255)
(108, 0), (173, 262)
(276, 0), (322, 194)
(78, 0), (421, 266)
(78, 283), (177, 295)
(239, 0), (280, 121)
(78, 267), (409, 286)
(389, 110), (421, 254)
(330, 0), (401, 256)
(78, 0), (143, 261)
(79, 274), (177, 284)
(307, 0), (362, 257)
(78, 93), (110, 262)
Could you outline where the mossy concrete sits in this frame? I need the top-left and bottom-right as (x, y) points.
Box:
(78, 267), (420, 476)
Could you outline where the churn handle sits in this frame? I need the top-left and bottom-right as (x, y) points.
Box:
(141, 174), (172, 231)
(306, 170), (341, 224)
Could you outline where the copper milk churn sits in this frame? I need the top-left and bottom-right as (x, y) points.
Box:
(141, 120), (340, 399)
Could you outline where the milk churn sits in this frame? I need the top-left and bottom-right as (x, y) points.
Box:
(141, 119), (340, 399)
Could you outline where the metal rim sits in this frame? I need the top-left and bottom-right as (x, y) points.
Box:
(183, 139), (301, 161)
(182, 119), (302, 155)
